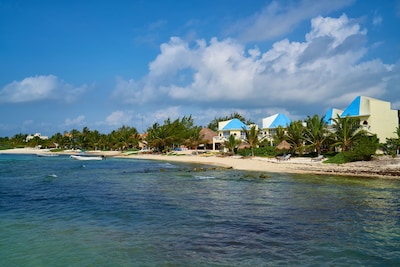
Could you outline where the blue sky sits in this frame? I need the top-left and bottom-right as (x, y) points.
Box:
(1, 0), (399, 137)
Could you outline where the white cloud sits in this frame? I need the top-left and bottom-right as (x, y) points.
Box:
(105, 111), (132, 126)
(306, 14), (366, 48)
(112, 13), (398, 126)
(230, 0), (355, 42)
(0, 75), (87, 103)
(65, 115), (85, 127)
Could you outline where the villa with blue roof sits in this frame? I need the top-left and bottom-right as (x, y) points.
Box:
(326, 96), (399, 141)
(260, 113), (291, 145)
(212, 118), (253, 151)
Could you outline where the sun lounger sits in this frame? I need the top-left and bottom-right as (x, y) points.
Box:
(311, 155), (324, 161)
(276, 154), (291, 161)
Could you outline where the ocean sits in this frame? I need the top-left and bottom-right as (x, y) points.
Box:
(1, 153), (399, 266)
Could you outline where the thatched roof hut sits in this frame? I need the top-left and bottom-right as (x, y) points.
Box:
(199, 128), (218, 145)
(276, 140), (291, 150)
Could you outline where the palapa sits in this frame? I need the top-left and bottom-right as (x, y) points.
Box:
(276, 140), (291, 150)
(199, 128), (218, 145)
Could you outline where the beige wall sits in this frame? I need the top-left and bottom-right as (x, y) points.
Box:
(367, 99), (398, 141)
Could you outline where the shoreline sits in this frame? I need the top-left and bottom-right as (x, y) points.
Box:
(123, 153), (400, 179)
(2, 148), (400, 179)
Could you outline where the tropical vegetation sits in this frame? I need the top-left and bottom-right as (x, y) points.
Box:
(1, 112), (399, 164)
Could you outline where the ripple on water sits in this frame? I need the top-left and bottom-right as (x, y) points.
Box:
(0, 154), (399, 266)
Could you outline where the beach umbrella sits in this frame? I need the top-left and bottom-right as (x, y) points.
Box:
(276, 140), (291, 150)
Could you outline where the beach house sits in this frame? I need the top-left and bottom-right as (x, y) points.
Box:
(260, 113), (291, 145)
(212, 118), (251, 150)
(25, 133), (49, 142)
(327, 96), (399, 141)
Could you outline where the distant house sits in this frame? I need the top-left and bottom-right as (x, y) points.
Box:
(25, 133), (49, 142)
(213, 118), (252, 150)
(326, 96), (399, 141)
(260, 113), (291, 145)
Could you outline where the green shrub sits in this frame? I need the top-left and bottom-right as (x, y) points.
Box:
(323, 153), (347, 164)
(324, 135), (379, 164)
(237, 146), (276, 157)
(344, 135), (379, 162)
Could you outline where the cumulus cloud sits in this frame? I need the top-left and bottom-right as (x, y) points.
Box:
(0, 75), (87, 103)
(111, 13), (398, 127)
(229, 0), (354, 42)
(65, 115), (85, 127)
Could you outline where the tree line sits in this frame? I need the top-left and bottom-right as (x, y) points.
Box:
(1, 113), (399, 163)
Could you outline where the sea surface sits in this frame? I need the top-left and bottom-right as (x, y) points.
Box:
(1, 153), (399, 266)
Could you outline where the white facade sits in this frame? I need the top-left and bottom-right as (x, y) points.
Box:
(26, 133), (49, 142)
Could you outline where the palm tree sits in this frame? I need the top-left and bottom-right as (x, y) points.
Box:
(331, 115), (366, 151)
(146, 123), (174, 153)
(243, 125), (259, 157)
(185, 126), (204, 155)
(303, 114), (329, 156)
(286, 120), (305, 155)
(224, 134), (241, 154)
(273, 125), (286, 146)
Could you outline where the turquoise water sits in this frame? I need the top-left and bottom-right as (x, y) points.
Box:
(1, 154), (399, 266)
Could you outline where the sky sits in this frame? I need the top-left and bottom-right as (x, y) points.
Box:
(1, 0), (399, 137)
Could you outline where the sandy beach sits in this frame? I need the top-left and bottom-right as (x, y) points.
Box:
(124, 152), (400, 179)
(2, 148), (400, 179)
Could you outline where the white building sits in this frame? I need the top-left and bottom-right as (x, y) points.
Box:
(26, 133), (49, 142)
(325, 96), (399, 142)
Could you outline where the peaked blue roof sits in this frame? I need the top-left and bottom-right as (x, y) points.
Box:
(324, 108), (334, 125)
(270, 113), (291, 128)
(341, 96), (361, 116)
(222, 118), (250, 130)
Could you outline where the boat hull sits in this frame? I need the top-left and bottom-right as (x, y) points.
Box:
(70, 155), (104, 161)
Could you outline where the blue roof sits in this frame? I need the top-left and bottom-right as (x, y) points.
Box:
(222, 118), (250, 130)
(341, 96), (361, 116)
(270, 113), (291, 128)
(324, 108), (334, 125)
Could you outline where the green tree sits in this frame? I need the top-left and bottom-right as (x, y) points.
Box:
(185, 126), (204, 155)
(224, 134), (241, 154)
(50, 132), (64, 149)
(345, 134), (379, 161)
(10, 133), (27, 148)
(146, 122), (174, 153)
(113, 125), (138, 150)
(273, 126), (286, 146)
(242, 125), (259, 157)
(383, 127), (400, 156)
(303, 114), (329, 156)
(286, 120), (305, 155)
(69, 129), (81, 150)
(146, 116), (198, 153)
(330, 115), (366, 152)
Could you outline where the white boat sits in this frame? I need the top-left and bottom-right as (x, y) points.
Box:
(70, 155), (105, 161)
(37, 153), (59, 157)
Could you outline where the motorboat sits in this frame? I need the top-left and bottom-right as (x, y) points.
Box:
(70, 155), (105, 161)
(37, 153), (59, 157)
